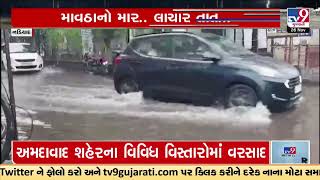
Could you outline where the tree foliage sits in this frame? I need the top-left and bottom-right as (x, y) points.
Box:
(92, 29), (127, 48)
(64, 29), (82, 54)
(45, 29), (82, 58)
(39, 29), (127, 61)
(46, 29), (64, 51)
(91, 29), (127, 61)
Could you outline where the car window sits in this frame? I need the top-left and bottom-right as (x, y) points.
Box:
(172, 35), (212, 60)
(9, 44), (36, 53)
(196, 33), (254, 57)
(131, 36), (172, 58)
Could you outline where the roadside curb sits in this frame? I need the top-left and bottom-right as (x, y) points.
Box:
(44, 61), (83, 71)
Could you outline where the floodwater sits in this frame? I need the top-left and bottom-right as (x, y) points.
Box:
(1, 66), (319, 163)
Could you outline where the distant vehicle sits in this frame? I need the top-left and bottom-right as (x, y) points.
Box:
(1, 43), (43, 72)
(82, 50), (123, 75)
(82, 53), (110, 75)
(113, 32), (302, 110)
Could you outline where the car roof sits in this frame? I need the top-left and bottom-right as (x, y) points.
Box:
(131, 32), (225, 42)
(132, 32), (198, 40)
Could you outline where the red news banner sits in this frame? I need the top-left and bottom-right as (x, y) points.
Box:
(12, 141), (269, 164)
(11, 8), (280, 28)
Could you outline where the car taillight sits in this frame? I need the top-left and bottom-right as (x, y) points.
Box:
(114, 56), (122, 65)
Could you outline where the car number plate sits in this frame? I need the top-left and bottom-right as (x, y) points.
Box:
(295, 84), (302, 93)
(21, 62), (33, 65)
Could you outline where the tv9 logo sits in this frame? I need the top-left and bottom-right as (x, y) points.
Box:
(287, 8), (310, 33)
(271, 141), (310, 164)
(283, 147), (296, 155)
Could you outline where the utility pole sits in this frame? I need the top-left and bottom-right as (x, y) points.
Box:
(220, 0), (226, 36)
(3, 28), (17, 139)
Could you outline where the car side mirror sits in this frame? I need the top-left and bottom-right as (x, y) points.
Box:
(201, 51), (221, 63)
(203, 55), (221, 63)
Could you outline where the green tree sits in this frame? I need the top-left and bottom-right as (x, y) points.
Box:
(45, 29), (82, 61)
(64, 29), (82, 56)
(92, 29), (128, 62)
(46, 29), (64, 59)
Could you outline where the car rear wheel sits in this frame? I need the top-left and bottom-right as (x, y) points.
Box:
(117, 78), (139, 94)
(226, 84), (258, 108)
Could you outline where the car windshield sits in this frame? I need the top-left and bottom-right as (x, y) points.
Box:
(196, 33), (255, 57)
(9, 43), (37, 53)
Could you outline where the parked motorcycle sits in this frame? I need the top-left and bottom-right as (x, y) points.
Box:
(83, 53), (111, 75)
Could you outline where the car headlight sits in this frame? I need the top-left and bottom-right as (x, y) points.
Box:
(250, 65), (281, 77)
(10, 59), (17, 65)
(299, 75), (302, 83)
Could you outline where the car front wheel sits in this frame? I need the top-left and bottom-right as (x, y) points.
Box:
(226, 84), (258, 108)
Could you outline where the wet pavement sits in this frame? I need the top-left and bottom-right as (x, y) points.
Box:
(1, 66), (319, 163)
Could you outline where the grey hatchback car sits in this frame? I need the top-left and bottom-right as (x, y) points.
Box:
(113, 32), (302, 110)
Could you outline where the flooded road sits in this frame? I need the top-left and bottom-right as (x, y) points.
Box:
(2, 66), (319, 163)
